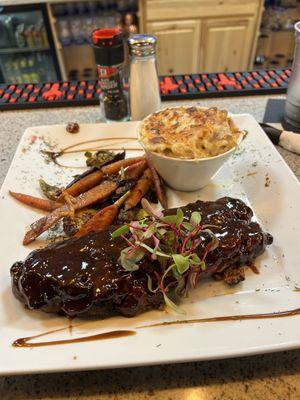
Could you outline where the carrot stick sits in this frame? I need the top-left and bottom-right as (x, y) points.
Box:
(102, 156), (145, 175)
(74, 204), (118, 237)
(23, 180), (118, 245)
(145, 154), (168, 209)
(124, 160), (147, 181)
(59, 169), (104, 199)
(59, 156), (144, 199)
(124, 169), (152, 211)
(9, 191), (60, 212)
(74, 191), (130, 237)
(74, 205), (117, 237)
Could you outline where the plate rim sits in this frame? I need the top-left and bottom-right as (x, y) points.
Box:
(1, 114), (300, 376)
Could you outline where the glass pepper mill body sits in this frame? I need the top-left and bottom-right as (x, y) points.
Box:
(92, 28), (129, 122)
(284, 22), (300, 130)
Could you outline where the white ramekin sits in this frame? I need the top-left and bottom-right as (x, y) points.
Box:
(138, 107), (243, 192)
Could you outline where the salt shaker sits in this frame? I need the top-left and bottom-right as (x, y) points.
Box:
(128, 34), (161, 120)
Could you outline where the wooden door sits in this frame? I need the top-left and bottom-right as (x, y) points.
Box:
(200, 17), (256, 72)
(147, 19), (201, 75)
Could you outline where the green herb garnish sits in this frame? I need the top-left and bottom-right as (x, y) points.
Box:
(112, 200), (219, 313)
(85, 150), (115, 168)
(111, 225), (130, 238)
(39, 179), (61, 200)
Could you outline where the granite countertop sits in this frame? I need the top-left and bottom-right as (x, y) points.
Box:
(0, 95), (299, 399)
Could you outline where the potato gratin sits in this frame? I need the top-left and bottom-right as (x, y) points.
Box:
(139, 106), (243, 158)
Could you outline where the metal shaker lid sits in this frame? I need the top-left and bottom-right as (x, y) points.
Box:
(128, 34), (157, 56)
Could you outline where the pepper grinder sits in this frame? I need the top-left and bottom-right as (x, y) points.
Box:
(91, 28), (129, 122)
(284, 21), (300, 131)
(128, 34), (161, 121)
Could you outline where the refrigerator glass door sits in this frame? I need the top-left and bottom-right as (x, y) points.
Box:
(0, 52), (57, 84)
(0, 10), (49, 51)
(0, 5), (60, 83)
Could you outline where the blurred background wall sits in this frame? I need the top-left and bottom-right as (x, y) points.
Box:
(0, 0), (299, 83)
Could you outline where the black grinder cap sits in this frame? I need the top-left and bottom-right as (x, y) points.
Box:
(92, 28), (125, 67)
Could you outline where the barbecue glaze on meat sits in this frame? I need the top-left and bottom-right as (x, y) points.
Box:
(11, 197), (273, 318)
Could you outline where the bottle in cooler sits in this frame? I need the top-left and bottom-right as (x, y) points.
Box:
(15, 24), (26, 48)
(32, 21), (43, 47)
(0, 20), (11, 48)
(24, 25), (35, 48)
(40, 22), (49, 48)
(4, 16), (17, 47)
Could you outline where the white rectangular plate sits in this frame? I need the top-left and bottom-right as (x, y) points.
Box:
(0, 115), (299, 376)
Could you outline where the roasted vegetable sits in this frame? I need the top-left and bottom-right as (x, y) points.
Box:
(111, 179), (136, 203)
(124, 160), (147, 181)
(75, 205), (117, 237)
(23, 180), (118, 245)
(102, 156), (145, 176)
(124, 168), (152, 210)
(65, 167), (98, 190)
(145, 154), (168, 209)
(39, 179), (61, 201)
(117, 207), (140, 224)
(63, 208), (97, 237)
(9, 191), (60, 212)
(59, 156), (144, 200)
(75, 192), (130, 237)
(85, 150), (120, 168)
(60, 169), (105, 200)
(61, 152), (125, 198)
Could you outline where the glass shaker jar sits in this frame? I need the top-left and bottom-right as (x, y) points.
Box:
(128, 34), (161, 121)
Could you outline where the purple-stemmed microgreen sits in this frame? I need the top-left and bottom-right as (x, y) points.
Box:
(112, 199), (219, 313)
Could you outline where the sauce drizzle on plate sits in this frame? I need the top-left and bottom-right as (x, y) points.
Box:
(138, 307), (300, 329)
(12, 307), (300, 348)
(13, 328), (135, 348)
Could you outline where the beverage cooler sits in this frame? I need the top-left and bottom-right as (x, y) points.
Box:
(0, 3), (61, 83)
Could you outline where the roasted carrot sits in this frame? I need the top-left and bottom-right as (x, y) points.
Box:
(75, 191), (130, 237)
(124, 160), (147, 181)
(58, 169), (104, 200)
(74, 205), (117, 237)
(9, 191), (60, 212)
(145, 154), (168, 209)
(124, 168), (152, 211)
(59, 156), (144, 199)
(63, 152), (125, 194)
(23, 180), (118, 245)
(102, 156), (145, 175)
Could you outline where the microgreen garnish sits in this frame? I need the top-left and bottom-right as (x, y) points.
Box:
(112, 199), (219, 313)
(111, 225), (130, 238)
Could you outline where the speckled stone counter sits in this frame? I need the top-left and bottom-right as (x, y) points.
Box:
(0, 95), (299, 400)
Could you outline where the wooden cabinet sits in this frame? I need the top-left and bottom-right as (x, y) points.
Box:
(147, 20), (201, 75)
(255, 30), (295, 69)
(139, 0), (263, 74)
(200, 17), (256, 72)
